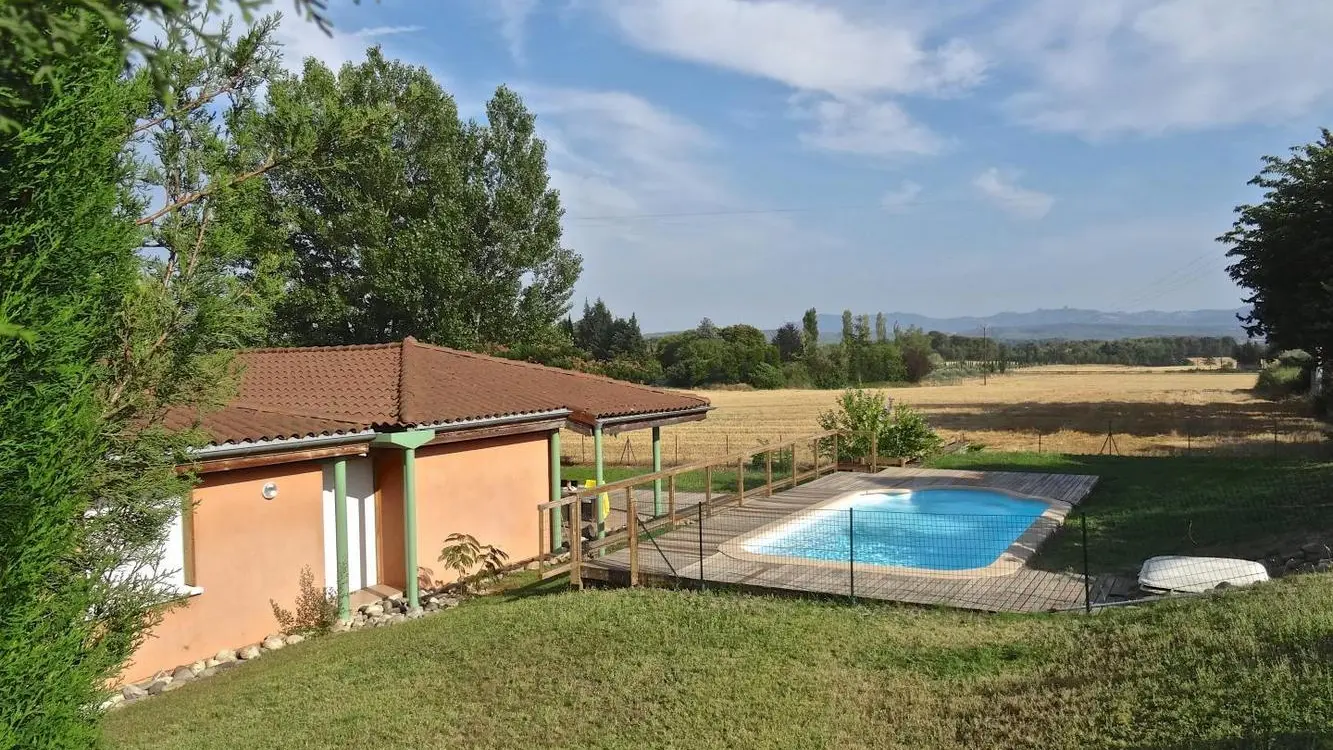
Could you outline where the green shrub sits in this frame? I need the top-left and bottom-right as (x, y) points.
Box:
(748, 362), (785, 389)
(880, 404), (945, 460)
(817, 389), (944, 463)
(781, 361), (812, 388)
(1276, 349), (1313, 368)
(0, 27), (147, 748)
(1256, 365), (1308, 398)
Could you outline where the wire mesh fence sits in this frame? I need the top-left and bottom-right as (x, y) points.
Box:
(561, 410), (1330, 470)
(540, 438), (1333, 613)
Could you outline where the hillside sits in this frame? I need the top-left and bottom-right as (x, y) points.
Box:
(814, 307), (1249, 342)
(648, 307), (1249, 342)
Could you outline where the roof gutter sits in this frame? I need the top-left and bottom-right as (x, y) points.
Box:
(594, 404), (712, 428)
(189, 430), (378, 461)
(415, 408), (572, 433)
(189, 409), (574, 462)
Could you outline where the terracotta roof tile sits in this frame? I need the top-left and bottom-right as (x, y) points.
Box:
(191, 338), (708, 446)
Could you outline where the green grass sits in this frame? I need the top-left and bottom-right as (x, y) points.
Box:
(104, 574), (1333, 749)
(927, 452), (1333, 574)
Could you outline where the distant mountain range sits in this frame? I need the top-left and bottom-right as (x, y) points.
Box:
(814, 308), (1251, 342)
(649, 308), (1251, 342)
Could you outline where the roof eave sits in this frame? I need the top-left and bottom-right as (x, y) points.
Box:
(566, 405), (712, 436)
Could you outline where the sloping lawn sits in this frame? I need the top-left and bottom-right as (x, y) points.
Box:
(105, 574), (1333, 749)
(927, 453), (1333, 573)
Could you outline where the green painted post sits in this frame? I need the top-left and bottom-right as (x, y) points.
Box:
(652, 426), (663, 516)
(594, 423), (605, 539)
(404, 446), (420, 611)
(333, 458), (350, 621)
(371, 429), (435, 613)
(550, 430), (564, 550)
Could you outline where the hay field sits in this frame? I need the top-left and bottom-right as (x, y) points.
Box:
(563, 367), (1326, 465)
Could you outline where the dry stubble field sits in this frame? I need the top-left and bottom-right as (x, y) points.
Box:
(563, 366), (1327, 466)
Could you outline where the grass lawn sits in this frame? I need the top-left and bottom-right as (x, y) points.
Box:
(927, 453), (1333, 574)
(104, 572), (1333, 749)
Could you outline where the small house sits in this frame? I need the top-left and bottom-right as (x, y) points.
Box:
(125, 337), (707, 682)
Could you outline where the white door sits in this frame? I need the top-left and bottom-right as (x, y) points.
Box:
(323, 457), (377, 592)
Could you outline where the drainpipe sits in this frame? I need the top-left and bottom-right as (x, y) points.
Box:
(371, 429), (436, 612)
(333, 458), (350, 621)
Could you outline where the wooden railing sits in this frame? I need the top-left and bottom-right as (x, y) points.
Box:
(536, 429), (902, 587)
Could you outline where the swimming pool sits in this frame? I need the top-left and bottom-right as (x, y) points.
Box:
(732, 487), (1066, 574)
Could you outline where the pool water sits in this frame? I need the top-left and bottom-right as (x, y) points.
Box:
(742, 488), (1052, 571)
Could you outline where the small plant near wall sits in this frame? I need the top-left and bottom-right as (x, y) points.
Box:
(438, 534), (509, 594)
(270, 565), (339, 636)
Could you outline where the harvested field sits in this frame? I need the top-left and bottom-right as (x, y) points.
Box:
(563, 367), (1327, 465)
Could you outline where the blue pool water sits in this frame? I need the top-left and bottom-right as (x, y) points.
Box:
(743, 489), (1051, 571)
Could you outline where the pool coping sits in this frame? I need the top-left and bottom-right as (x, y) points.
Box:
(717, 485), (1073, 579)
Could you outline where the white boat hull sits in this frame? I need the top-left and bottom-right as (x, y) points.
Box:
(1138, 555), (1269, 594)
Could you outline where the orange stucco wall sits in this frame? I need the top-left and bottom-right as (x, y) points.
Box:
(124, 431), (553, 683)
(122, 462), (326, 683)
(378, 432), (550, 590)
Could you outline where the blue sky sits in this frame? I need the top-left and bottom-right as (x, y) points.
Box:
(266, 0), (1333, 331)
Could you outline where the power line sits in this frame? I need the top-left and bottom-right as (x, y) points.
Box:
(1117, 253), (1219, 310)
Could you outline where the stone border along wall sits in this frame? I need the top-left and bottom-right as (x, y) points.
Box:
(100, 561), (545, 712)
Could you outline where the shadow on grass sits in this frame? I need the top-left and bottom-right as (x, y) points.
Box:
(474, 571), (572, 605)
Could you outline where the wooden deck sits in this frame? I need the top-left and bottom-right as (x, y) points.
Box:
(585, 468), (1102, 613)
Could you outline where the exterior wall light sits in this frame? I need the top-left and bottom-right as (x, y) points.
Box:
(261, 482), (279, 500)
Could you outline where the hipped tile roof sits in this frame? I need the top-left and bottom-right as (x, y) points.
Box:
(170, 337), (708, 446)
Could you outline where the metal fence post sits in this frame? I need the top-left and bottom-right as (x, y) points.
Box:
(848, 508), (856, 602)
(1082, 512), (1091, 615)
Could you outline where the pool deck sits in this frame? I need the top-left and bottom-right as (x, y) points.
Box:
(583, 468), (1101, 613)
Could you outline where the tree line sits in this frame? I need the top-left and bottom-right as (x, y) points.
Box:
(528, 301), (1258, 389)
(930, 333), (1244, 368)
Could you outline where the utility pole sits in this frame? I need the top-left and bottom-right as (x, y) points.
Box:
(981, 325), (988, 385)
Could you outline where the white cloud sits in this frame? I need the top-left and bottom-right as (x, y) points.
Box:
(995, 0), (1333, 136)
(490, 0), (539, 62)
(604, 0), (985, 97)
(972, 168), (1053, 220)
(793, 96), (946, 157)
(272, 17), (423, 71)
(347, 25), (425, 38)
(598, 0), (981, 159)
(526, 86), (840, 325)
(881, 180), (923, 213)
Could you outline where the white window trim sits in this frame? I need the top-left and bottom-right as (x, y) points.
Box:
(102, 504), (204, 600)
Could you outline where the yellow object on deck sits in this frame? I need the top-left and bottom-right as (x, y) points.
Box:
(583, 479), (610, 519)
